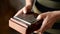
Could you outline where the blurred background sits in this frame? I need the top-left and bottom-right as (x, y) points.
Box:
(0, 0), (25, 34)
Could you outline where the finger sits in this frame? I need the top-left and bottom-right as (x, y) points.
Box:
(34, 31), (43, 34)
(36, 16), (49, 32)
(39, 16), (49, 32)
(36, 15), (42, 21)
(24, 6), (32, 14)
(23, 7), (27, 14)
(36, 13), (47, 21)
(38, 32), (43, 34)
(47, 18), (56, 29)
(34, 14), (47, 33)
(14, 9), (23, 16)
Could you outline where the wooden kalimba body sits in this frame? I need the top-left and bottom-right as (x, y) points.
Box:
(9, 12), (43, 34)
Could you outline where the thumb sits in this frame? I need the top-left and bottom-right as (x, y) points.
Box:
(34, 31), (43, 34)
(38, 16), (50, 32)
(36, 13), (45, 21)
(36, 15), (42, 21)
(36, 13), (47, 21)
(38, 32), (43, 34)
(23, 7), (27, 14)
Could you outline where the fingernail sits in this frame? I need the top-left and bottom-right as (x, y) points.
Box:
(34, 31), (38, 33)
(36, 15), (41, 21)
(24, 11), (26, 14)
(23, 8), (27, 14)
(36, 17), (39, 21)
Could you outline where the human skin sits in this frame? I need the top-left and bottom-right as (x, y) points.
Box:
(17, 0), (60, 34)
(15, 0), (34, 16)
(35, 11), (60, 34)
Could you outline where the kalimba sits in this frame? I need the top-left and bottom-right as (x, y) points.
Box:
(9, 12), (43, 34)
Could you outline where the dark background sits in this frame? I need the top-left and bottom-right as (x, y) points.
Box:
(0, 0), (25, 34)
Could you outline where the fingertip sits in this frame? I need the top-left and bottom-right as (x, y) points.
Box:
(38, 32), (43, 34)
(34, 31), (38, 33)
(23, 8), (27, 14)
(24, 11), (27, 14)
(36, 15), (42, 21)
(34, 31), (43, 34)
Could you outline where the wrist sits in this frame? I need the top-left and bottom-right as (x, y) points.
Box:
(25, 4), (33, 9)
(26, 0), (34, 7)
(26, 3), (32, 6)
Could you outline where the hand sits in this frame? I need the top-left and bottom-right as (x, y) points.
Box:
(35, 11), (60, 34)
(15, 5), (32, 16)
